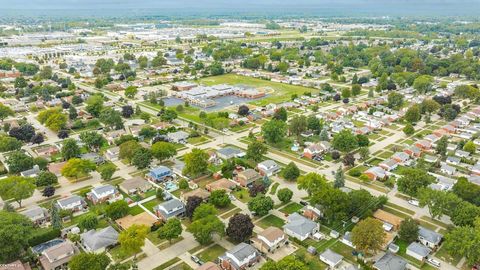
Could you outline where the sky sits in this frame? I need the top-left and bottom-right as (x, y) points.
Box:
(1, 0), (480, 18)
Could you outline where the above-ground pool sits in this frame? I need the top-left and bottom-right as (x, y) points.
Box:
(164, 181), (178, 192)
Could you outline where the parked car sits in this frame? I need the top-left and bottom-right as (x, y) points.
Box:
(427, 258), (441, 268)
(300, 201), (308, 206)
(191, 255), (201, 265)
(408, 199), (420, 207)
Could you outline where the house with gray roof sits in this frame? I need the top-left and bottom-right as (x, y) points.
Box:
(319, 249), (343, 268)
(283, 212), (319, 241)
(217, 147), (246, 160)
(81, 226), (119, 253)
(153, 198), (185, 221)
(373, 253), (407, 270)
(340, 231), (354, 248)
(257, 160), (280, 176)
(56, 195), (87, 212)
(20, 165), (41, 178)
(418, 226), (443, 249)
(80, 153), (105, 165)
(167, 131), (189, 144)
(219, 243), (261, 270)
(21, 206), (49, 225)
(406, 242), (431, 261)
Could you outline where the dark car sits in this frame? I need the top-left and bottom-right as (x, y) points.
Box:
(300, 201), (308, 206)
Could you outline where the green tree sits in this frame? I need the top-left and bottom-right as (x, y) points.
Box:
(0, 135), (22, 152)
(351, 84), (361, 96)
(248, 195), (274, 216)
(35, 171), (58, 187)
(288, 115), (308, 138)
(131, 148), (152, 169)
(277, 188), (293, 203)
(124, 86), (138, 98)
(334, 166), (345, 188)
(341, 88), (351, 99)
(118, 224), (149, 260)
(61, 139), (81, 160)
(69, 253), (110, 270)
(99, 163), (116, 181)
(183, 148), (209, 177)
(273, 107), (287, 121)
(106, 200), (129, 220)
(351, 217), (386, 255)
(50, 201), (62, 229)
(78, 213), (98, 230)
(158, 218), (183, 243)
(405, 105), (421, 123)
(463, 140), (476, 154)
(413, 75), (434, 94)
(262, 120), (287, 144)
(6, 150), (34, 173)
(453, 177), (480, 206)
(359, 147), (370, 160)
(397, 168), (434, 197)
(188, 205), (225, 245)
(61, 158), (96, 179)
(418, 188), (462, 219)
(85, 95), (104, 117)
(0, 211), (34, 263)
(307, 115), (322, 134)
(332, 130), (358, 152)
(436, 136), (448, 156)
(80, 131), (105, 152)
(387, 92), (404, 109)
(0, 104), (14, 121)
(0, 176), (35, 208)
(403, 123), (415, 135)
(119, 140), (140, 163)
(282, 162), (300, 181)
(99, 108), (124, 130)
(443, 218), (480, 266)
(246, 141), (267, 162)
(398, 217), (419, 243)
(209, 190), (231, 208)
(151, 142), (177, 162)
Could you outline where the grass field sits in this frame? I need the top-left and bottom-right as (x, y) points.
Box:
(197, 244), (227, 262)
(280, 202), (304, 214)
(256, 214), (286, 229)
(195, 74), (320, 106)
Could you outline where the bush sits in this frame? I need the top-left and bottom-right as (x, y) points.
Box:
(348, 168), (362, 177)
(359, 174), (370, 182)
(28, 228), (61, 246)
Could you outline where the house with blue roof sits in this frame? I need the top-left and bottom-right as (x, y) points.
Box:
(147, 166), (173, 182)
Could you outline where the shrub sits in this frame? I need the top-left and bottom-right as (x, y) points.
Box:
(348, 168), (362, 177)
(28, 228), (61, 246)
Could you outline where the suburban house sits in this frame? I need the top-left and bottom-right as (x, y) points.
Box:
(379, 159), (398, 171)
(217, 147), (246, 160)
(392, 152), (410, 164)
(39, 241), (77, 270)
(87, 185), (122, 205)
(206, 178), (237, 192)
(21, 165), (41, 178)
(373, 209), (403, 231)
(303, 141), (330, 159)
(34, 145), (59, 159)
(0, 260), (31, 270)
(283, 213), (319, 241)
(418, 226), (443, 249)
(235, 169), (260, 187)
(219, 243), (261, 270)
(56, 195), (87, 212)
(364, 166), (386, 181)
(257, 160), (280, 176)
(147, 166), (173, 182)
(373, 253), (407, 270)
(80, 153), (105, 165)
(105, 146), (120, 161)
(404, 146), (422, 158)
(252, 227), (288, 254)
(81, 226), (119, 253)
(302, 204), (323, 221)
(119, 177), (153, 195)
(180, 188), (211, 202)
(319, 249), (343, 269)
(340, 232), (354, 248)
(20, 206), (49, 225)
(153, 198), (185, 221)
(406, 242), (430, 261)
(167, 131), (189, 144)
(440, 163), (456, 176)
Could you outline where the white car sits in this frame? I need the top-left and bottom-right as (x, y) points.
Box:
(427, 258), (441, 268)
(408, 199), (420, 207)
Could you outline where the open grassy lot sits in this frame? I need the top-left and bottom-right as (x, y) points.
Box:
(256, 214), (286, 229)
(280, 202), (304, 214)
(195, 74), (320, 106)
(197, 244), (227, 262)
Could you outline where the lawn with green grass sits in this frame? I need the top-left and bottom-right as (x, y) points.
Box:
(141, 198), (162, 212)
(197, 244), (227, 262)
(256, 214), (286, 229)
(280, 202), (304, 214)
(232, 188), (251, 204)
(269, 182), (280, 195)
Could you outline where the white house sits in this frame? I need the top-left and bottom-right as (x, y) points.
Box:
(319, 249), (343, 268)
(283, 213), (319, 241)
(257, 160), (280, 176)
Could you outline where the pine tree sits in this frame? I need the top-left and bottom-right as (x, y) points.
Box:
(319, 128), (329, 141)
(368, 88), (374, 98)
(51, 201), (62, 229)
(334, 166), (345, 188)
(352, 73), (358, 85)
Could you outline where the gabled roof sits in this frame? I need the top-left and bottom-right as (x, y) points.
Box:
(283, 212), (317, 236)
(226, 243), (257, 262)
(81, 226), (119, 251)
(57, 195), (84, 208)
(320, 249), (343, 265)
(418, 226), (442, 245)
(407, 242), (430, 257)
(373, 253), (407, 270)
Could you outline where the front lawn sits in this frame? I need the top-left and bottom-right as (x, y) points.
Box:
(197, 244), (227, 262)
(141, 198), (162, 213)
(280, 202), (303, 214)
(232, 188), (251, 204)
(256, 214), (285, 229)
